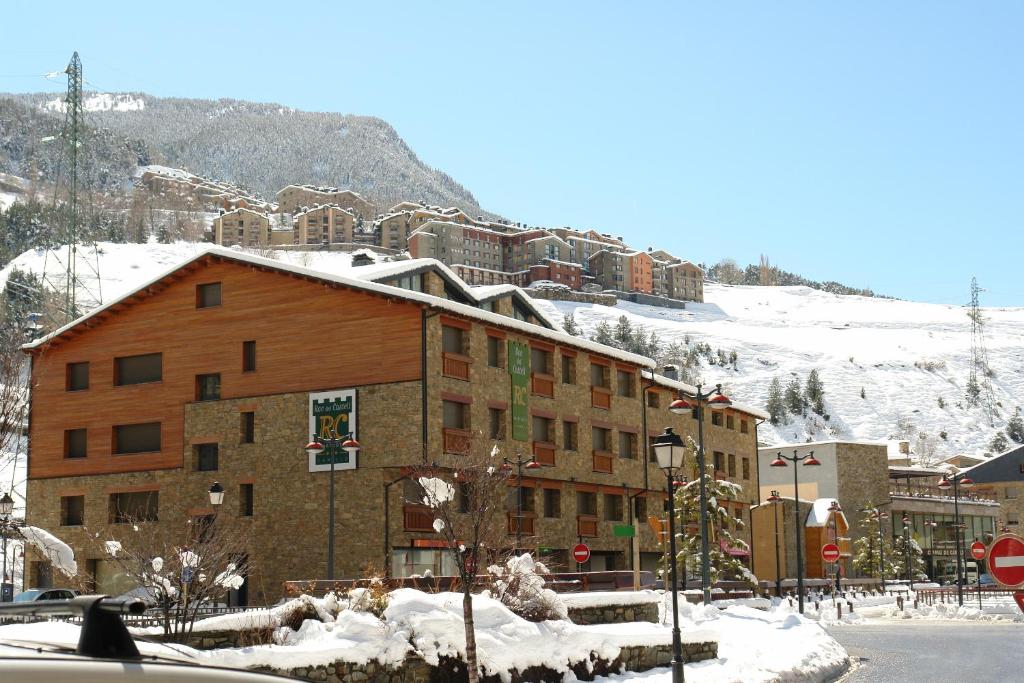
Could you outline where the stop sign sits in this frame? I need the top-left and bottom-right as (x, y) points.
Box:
(821, 543), (841, 563)
(572, 542), (591, 564)
(988, 535), (1024, 588)
(971, 541), (987, 561)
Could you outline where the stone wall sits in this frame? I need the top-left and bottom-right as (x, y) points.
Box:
(566, 601), (659, 625)
(524, 289), (618, 306)
(605, 291), (688, 310)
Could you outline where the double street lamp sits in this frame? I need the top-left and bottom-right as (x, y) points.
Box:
(668, 383), (731, 605)
(937, 472), (974, 606)
(652, 427), (687, 683)
(305, 432), (361, 581)
(769, 449), (821, 613)
(499, 453), (541, 551)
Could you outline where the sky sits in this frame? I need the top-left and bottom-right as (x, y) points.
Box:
(1, 1), (1023, 306)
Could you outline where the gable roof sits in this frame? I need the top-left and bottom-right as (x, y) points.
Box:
(23, 247), (655, 367)
(964, 444), (1024, 483)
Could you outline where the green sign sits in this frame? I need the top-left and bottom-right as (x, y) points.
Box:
(613, 524), (636, 538)
(508, 340), (530, 441)
(538, 546), (554, 555)
(308, 390), (357, 472)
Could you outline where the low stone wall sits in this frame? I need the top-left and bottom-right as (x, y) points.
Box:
(567, 601), (659, 625)
(147, 627), (274, 650)
(606, 290), (688, 309)
(525, 289), (618, 306)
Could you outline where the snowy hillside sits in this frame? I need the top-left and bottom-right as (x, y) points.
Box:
(531, 286), (1024, 457)
(2, 242), (1020, 457)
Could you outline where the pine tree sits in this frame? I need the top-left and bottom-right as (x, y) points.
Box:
(591, 320), (615, 347)
(784, 377), (805, 415)
(729, 350), (738, 370)
(805, 369), (825, 415)
(892, 533), (927, 581)
(860, 387), (866, 399)
(562, 313), (581, 336)
(990, 431), (1009, 454)
(851, 508), (899, 579)
(670, 444), (751, 585)
(766, 377), (787, 425)
(1006, 408), (1024, 444)
(613, 316), (633, 349)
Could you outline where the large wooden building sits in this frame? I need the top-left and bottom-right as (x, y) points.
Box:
(23, 248), (766, 603)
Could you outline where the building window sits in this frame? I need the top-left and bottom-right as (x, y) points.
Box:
(195, 443), (218, 472)
(240, 484), (254, 517)
(647, 392), (660, 408)
(109, 491), (158, 523)
(726, 415), (735, 430)
(66, 362), (89, 391)
(742, 457), (750, 480)
(530, 347), (552, 375)
(507, 487), (535, 513)
(1006, 487), (1019, 500)
(442, 326), (466, 354)
(604, 493), (623, 521)
(113, 422), (161, 454)
(114, 353), (162, 386)
(543, 489), (561, 518)
(616, 370), (635, 397)
(196, 282), (222, 308)
(590, 363), (610, 389)
(741, 419), (749, 434)
(243, 341), (256, 372)
(60, 495), (84, 526)
(727, 453), (736, 477)
(563, 421), (578, 451)
(443, 400), (468, 429)
(713, 451), (724, 472)
(577, 491), (597, 516)
(561, 355), (575, 384)
(711, 412), (723, 427)
(618, 431), (637, 459)
(64, 428), (87, 459)
(487, 336), (503, 368)
(489, 408), (506, 440)
(592, 426), (610, 452)
(239, 411), (256, 444)
(532, 415), (553, 443)
(634, 496), (647, 520)
(196, 373), (221, 401)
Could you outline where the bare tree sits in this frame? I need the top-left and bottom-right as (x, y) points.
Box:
(88, 511), (252, 640)
(408, 446), (511, 683)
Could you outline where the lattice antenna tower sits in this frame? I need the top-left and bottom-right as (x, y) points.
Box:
(40, 51), (103, 327)
(966, 277), (996, 421)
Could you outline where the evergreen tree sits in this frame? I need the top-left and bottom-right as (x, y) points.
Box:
(784, 377), (805, 415)
(728, 350), (738, 370)
(766, 377), (787, 425)
(1006, 408), (1024, 444)
(613, 315), (633, 349)
(561, 313), (581, 336)
(805, 369), (825, 414)
(990, 431), (1009, 454)
(892, 533), (927, 582)
(851, 508), (899, 579)
(591, 320), (615, 347)
(860, 387), (866, 399)
(157, 222), (172, 244)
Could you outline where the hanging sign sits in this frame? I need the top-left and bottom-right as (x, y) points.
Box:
(308, 389), (358, 472)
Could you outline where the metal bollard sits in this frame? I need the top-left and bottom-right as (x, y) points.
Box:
(837, 602), (842, 619)
(897, 596), (903, 611)
(848, 600), (854, 613)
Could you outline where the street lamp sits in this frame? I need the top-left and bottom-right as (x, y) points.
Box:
(669, 383), (731, 605)
(305, 432), (361, 580)
(500, 453), (541, 551)
(208, 481), (225, 508)
(653, 427), (687, 683)
(901, 515), (914, 591)
(767, 490), (783, 598)
(937, 472), (974, 606)
(768, 449), (821, 613)
(828, 500), (842, 595)
(0, 492), (13, 600)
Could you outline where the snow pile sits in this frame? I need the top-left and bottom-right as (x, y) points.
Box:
(884, 599), (1023, 622)
(561, 591), (662, 609)
(488, 553), (567, 621)
(19, 526), (77, 577)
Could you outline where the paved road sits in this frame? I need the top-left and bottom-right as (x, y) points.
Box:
(828, 620), (1022, 682)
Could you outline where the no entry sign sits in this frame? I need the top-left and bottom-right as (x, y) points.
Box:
(971, 541), (987, 561)
(988, 535), (1024, 588)
(572, 542), (591, 564)
(821, 543), (841, 563)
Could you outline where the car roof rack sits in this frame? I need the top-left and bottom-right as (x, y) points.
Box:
(0, 594), (146, 659)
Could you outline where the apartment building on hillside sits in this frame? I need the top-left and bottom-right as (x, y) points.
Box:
(212, 208), (272, 248)
(275, 186), (376, 220)
(292, 205), (356, 245)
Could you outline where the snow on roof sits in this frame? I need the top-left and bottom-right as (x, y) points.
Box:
(806, 498), (847, 528)
(293, 204), (356, 218)
(642, 371), (770, 420)
(25, 247), (651, 366)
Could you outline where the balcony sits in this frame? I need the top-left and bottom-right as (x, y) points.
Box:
(404, 504), (435, 532)
(532, 441), (556, 466)
(889, 483), (999, 506)
(508, 511), (536, 536)
(591, 387), (611, 410)
(592, 450), (614, 474)
(577, 515), (598, 537)
(443, 428), (472, 456)
(531, 373), (555, 398)
(442, 352), (471, 381)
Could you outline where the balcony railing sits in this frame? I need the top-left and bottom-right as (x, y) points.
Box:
(577, 515), (598, 537)
(508, 511), (536, 536)
(533, 441), (556, 466)
(443, 428), (472, 455)
(889, 484), (999, 505)
(442, 352), (471, 381)
(592, 450), (614, 474)
(591, 387), (612, 410)
(404, 504), (435, 532)
(531, 373), (554, 398)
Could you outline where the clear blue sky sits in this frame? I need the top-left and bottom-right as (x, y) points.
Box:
(2, 1), (1022, 305)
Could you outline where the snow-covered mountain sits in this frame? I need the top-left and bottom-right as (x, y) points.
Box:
(2, 242), (1019, 458)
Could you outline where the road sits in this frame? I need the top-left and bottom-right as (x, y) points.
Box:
(828, 620), (1022, 682)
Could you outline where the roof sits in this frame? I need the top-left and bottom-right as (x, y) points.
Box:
(757, 439), (890, 452)
(24, 247), (656, 368)
(964, 444), (1024, 483)
(293, 204), (355, 218)
(806, 498), (848, 528)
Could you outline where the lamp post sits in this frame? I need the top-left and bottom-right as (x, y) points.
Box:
(766, 490), (783, 598)
(208, 481), (225, 510)
(901, 515), (914, 591)
(305, 432), (361, 581)
(500, 453), (541, 552)
(0, 492), (13, 601)
(669, 383), (731, 605)
(768, 449), (821, 613)
(828, 500), (842, 595)
(937, 472), (974, 606)
(653, 427), (687, 683)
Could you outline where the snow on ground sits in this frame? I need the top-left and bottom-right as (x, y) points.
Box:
(533, 284), (1024, 456)
(560, 590), (661, 608)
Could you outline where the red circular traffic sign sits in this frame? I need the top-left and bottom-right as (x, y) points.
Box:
(971, 541), (987, 561)
(821, 543), (841, 563)
(988, 534), (1024, 587)
(572, 543), (591, 564)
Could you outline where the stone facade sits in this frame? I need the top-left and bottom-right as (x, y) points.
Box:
(293, 205), (357, 245)
(524, 289), (618, 307)
(566, 601), (659, 625)
(213, 208), (272, 247)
